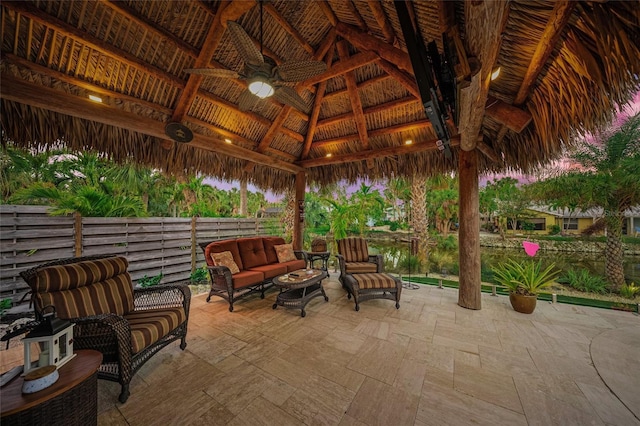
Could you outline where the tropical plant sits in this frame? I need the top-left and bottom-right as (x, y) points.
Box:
(558, 268), (608, 294)
(137, 273), (163, 288)
(350, 183), (384, 235)
(529, 113), (640, 290)
(491, 259), (560, 296)
(383, 177), (411, 223)
(190, 267), (209, 284)
(0, 298), (12, 318)
(619, 283), (639, 299)
(482, 177), (531, 238)
(425, 175), (458, 237)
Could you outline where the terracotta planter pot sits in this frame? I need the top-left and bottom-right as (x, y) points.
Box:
(509, 293), (538, 314)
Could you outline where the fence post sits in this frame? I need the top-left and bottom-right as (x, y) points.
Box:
(74, 212), (82, 257)
(191, 216), (197, 273)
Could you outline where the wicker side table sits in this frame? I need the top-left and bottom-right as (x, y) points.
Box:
(1, 350), (102, 426)
(306, 251), (331, 276)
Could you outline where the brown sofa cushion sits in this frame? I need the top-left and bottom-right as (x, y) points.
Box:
(263, 236), (286, 264)
(345, 262), (378, 274)
(338, 238), (369, 262)
(231, 270), (265, 289)
(249, 263), (287, 279)
(126, 307), (186, 354)
(237, 237), (268, 269)
(282, 259), (307, 272)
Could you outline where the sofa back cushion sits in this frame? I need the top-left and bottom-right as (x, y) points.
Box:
(204, 240), (244, 271)
(237, 237), (268, 269)
(337, 237), (369, 262)
(32, 256), (134, 318)
(263, 236), (286, 264)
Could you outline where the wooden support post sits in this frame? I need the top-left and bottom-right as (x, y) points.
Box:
(293, 172), (306, 250)
(191, 216), (197, 273)
(458, 149), (481, 310)
(74, 211), (82, 257)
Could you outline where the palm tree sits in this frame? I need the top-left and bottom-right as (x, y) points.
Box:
(350, 183), (384, 235)
(384, 177), (411, 223)
(530, 113), (640, 290)
(410, 172), (429, 271)
(239, 179), (248, 216)
(425, 175), (459, 237)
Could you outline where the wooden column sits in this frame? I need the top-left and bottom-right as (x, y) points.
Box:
(292, 172), (306, 250)
(458, 149), (481, 310)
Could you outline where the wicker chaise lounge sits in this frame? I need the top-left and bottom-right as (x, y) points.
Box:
(20, 255), (190, 403)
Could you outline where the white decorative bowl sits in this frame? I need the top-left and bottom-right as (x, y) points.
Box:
(22, 365), (59, 394)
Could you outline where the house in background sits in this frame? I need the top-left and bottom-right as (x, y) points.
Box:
(523, 206), (640, 236)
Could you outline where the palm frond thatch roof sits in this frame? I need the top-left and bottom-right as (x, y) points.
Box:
(1, 0), (639, 192)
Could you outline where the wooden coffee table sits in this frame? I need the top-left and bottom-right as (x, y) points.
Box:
(272, 269), (328, 317)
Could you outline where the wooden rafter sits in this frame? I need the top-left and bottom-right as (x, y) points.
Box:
(344, 1), (368, 31)
(1, 74), (303, 174)
(367, 0), (396, 44)
(317, 1), (338, 26)
(336, 22), (413, 72)
(303, 51), (378, 86)
(323, 74), (391, 101)
(484, 96), (531, 133)
(264, 2), (314, 54)
(376, 59), (420, 100)
(337, 40), (370, 152)
(438, 0), (456, 33)
(299, 136), (461, 168)
(317, 96), (418, 128)
(312, 119), (433, 149)
(302, 46), (335, 159)
(515, 1), (576, 105)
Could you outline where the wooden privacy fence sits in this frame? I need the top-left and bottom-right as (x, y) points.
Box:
(0, 205), (284, 306)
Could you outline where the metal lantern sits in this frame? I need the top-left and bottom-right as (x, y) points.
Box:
(23, 306), (75, 374)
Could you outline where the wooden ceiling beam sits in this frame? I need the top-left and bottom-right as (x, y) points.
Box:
(172, 1), (254, 122)
(344, 1), (368, 31)
(1, 74), (303, 174)
(515, 1), (576, 105)
(299, 136), (461, 168)
(303, 51), (378, 86)
(337, 40), (370, 152)
(317, 96), (418, 128)
(438, 0), (456, 33)
(317, 1), (338, 26)
(302, 46), (335, 159)
(312, 119), (433, 149)
(376, 59), (420, 100)
(3, 1), (184, 88)
(458, 1), (509, 151)
(336, 22), (413, 72)
(476, 139), (501, 164)
(264, 3), (314, 54)
(484, 96), (532, 133)
(322, 74), (391, 102)
(367, 0), (396, 44)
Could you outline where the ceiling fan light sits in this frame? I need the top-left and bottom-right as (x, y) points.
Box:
(248, 77), (274, 99)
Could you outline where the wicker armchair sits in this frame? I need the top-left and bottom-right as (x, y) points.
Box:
(20, 255), (190, 403)
(336, 237), (383, 288)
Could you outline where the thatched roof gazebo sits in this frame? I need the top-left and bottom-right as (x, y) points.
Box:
(2, 0), (639, 309)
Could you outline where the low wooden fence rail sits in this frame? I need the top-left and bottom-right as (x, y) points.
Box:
(0, 205), (283, 306)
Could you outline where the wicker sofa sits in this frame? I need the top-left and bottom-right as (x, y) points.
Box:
(200, 236), (307, 312)
(20, 255), (190, 403)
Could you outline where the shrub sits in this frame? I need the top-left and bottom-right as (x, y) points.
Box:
(558, 268), (608, 294)
(620, 283), (639, 299)
(190, 267), (209, 284)
(548, 224), (561, 235)
(429, 251), (456, 274)
(399, 254), (422, 273)
(389, 221), (400, 231)
(0, 298), (11, 318)
(435, 235), (458, 250)
(138, 273), (163, 288)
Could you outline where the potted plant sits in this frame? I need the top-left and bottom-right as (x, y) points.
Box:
(492, 241), (560, 314)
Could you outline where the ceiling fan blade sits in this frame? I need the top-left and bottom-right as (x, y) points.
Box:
(274, 86), (309, 113)
(184, 68), (240, 79)
(275, 60), (328, 82)
(226, 21), (264, 66)
(238, 89), (260, 111)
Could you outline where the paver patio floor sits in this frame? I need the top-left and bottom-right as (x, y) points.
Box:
(2, 277), (638, 425)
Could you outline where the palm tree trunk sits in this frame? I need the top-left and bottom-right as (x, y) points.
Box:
(604, 212), (625, 291)
(411, 174), (428, 273)
(282, 188), (296, 241)
(239, 179), (248, 217)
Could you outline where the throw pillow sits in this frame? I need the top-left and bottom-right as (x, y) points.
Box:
(210, 251), (240, 274)
(274, 243), (297, 263)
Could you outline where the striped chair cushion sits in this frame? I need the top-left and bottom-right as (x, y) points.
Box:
(33, 257), (129, 292)
(125, 307), (186, 354)
(337, 238), (369, 262)
(345, 262), (378, 274)
(353, 273), (399, 290)
(36, 274), (135, 318)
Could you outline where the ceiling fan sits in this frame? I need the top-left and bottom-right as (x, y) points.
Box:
(185, 2), (327, 113)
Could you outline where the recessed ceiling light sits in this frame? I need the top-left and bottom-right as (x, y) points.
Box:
(88, 95), (102, 103)
(224, 138), (232, 144)
(326, 153), (332, 158)
(405, 139), (413, 145)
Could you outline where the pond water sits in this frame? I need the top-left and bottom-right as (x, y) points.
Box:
(366, 241), (640, 283)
